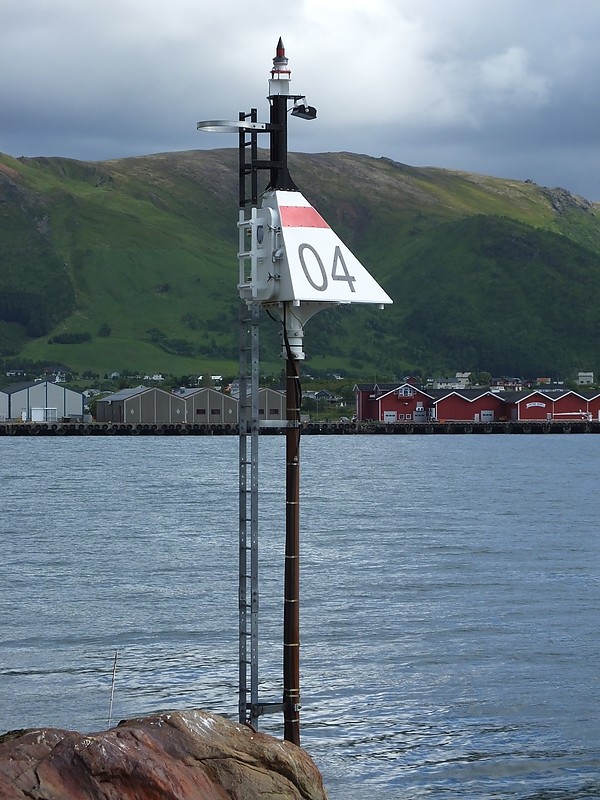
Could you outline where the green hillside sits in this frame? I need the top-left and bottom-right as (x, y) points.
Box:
(1, 149), (599, 380)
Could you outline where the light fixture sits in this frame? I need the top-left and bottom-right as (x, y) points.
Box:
(291, 99), (317, 121)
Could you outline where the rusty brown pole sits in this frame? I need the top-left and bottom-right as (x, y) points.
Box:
(283, 351), (301, 745)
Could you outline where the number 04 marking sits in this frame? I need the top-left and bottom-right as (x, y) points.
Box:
(298, 244), (356, 293)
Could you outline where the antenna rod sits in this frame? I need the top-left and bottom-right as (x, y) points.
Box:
(107, 649), (119, 728)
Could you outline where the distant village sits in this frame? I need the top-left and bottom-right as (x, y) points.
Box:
(1, 368), (598, 426)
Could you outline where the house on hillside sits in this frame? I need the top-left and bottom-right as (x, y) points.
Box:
(227, 380), (241, 398)
(432, 376), (459, 390)
(490, 376), (523, 390)
(3, 380), (84, 421)
(577, 371), (594, 385)
(303, 388), (343, 405)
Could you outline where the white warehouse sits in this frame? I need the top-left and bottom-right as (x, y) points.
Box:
(3, 380), (84, 421)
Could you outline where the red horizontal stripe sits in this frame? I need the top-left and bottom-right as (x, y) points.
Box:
(279, 206), (330, 228)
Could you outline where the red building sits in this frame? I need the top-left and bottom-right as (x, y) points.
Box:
(354, 384), (600, 423)
(588, 392), (600, 420)
(553, 390), (600, 421)
(433, 390), (508, 422)
(354, 383), (434, 422)
(511, 390), (553, 421)
(513, 389), (600, 421)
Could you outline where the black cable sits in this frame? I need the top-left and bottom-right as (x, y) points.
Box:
(282, 305), (303, 411)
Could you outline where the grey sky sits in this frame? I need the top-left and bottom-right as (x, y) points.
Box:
(2, 0), (600, 199)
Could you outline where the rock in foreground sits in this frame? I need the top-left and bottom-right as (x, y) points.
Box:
(0, 709), (328, 799)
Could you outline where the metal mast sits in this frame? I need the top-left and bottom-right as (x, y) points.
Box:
(198, 38), (390, 746)
(266, 39), (303, 745)
(235, 39), (315, 742)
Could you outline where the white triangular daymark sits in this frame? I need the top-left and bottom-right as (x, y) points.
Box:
(261, 191), (393, 305)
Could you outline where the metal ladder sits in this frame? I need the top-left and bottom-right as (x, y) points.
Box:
(238, 300), (260, 728)
(237, 113), (283, 729)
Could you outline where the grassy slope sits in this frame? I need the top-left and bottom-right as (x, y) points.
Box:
(1, 152), (243, 374)
(1, 149), (600, 378)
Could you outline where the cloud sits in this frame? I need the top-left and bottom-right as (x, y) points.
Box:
(478, 47), (550, 108)
(1, 0), (600, 198)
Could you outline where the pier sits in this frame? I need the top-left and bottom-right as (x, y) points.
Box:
(1, 420), (600, 436)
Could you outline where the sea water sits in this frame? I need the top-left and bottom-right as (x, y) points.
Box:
(1, 435), (598, 799)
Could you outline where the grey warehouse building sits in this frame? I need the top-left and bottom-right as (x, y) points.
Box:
(96, 386), (187, 424)
(0, 389), (8, 421)
(95, 386), (286, 425)
(256, 387), (286, 421)
(3, 380), (84, 421)
(176, 387), (238, 424)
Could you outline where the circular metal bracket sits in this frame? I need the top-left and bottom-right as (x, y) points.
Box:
(197, 119), (271, 133)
